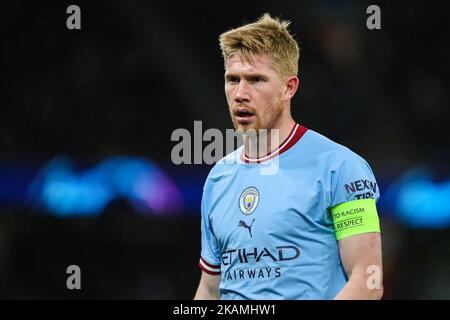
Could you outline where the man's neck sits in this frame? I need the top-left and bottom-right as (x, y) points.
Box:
(244, 118), (296, 159)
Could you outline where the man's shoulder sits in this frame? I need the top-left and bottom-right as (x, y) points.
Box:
(302, 128), (367, 165)
(204, 146), (243, 185)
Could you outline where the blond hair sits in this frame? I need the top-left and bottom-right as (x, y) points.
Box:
(219, 13), (300, 77)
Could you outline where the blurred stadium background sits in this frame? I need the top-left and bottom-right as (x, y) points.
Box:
(0, 0), (448, 299)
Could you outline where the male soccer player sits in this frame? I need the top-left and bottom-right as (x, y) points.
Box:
(194, 14), (383, 300)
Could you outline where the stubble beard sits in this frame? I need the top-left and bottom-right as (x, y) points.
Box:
(229, 98), (284, 136)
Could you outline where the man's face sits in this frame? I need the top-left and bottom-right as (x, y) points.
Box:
(224, 53), (286, 133)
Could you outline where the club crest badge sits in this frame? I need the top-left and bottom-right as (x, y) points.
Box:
(239, 187), (259, 215)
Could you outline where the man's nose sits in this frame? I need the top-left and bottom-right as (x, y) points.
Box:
(235, 80), (250, 103)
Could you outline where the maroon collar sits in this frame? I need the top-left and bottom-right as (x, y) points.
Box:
(241, 123), (308, 164)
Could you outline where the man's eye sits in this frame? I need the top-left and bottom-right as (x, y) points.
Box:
(227, 78), (239, 83)
(249, 77), (262, 83)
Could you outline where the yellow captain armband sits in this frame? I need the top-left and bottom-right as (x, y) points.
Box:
(331, 198), (380, 240)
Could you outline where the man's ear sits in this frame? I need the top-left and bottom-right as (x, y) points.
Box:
(284, 76), (299, 101)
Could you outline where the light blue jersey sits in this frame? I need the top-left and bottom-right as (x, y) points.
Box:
(199, 124), (380, 300)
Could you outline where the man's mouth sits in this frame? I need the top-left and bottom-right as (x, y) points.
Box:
(234, 108), (255, 123)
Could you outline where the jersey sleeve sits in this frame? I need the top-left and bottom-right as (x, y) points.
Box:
(199, 181), (221, 275)
(331, 150), (380, 206)
(329, 150), (381, 240)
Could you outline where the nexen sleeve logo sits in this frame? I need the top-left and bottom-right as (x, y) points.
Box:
(345, 179), (377, 200)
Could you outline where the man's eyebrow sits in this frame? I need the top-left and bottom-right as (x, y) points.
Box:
(225, 73), (269, 80)
(225, 73), (239, 80)
(245, 73), (269, 81)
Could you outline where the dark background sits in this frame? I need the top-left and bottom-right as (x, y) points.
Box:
(0, 0), (449, 299)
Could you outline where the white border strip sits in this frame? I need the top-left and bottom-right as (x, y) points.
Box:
(243, 124), (299, 162)
(199, 258), (220, 273)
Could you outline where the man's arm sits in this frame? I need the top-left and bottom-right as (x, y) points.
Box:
(194, 271), (221, 300)
(334, 232), (383, 300)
